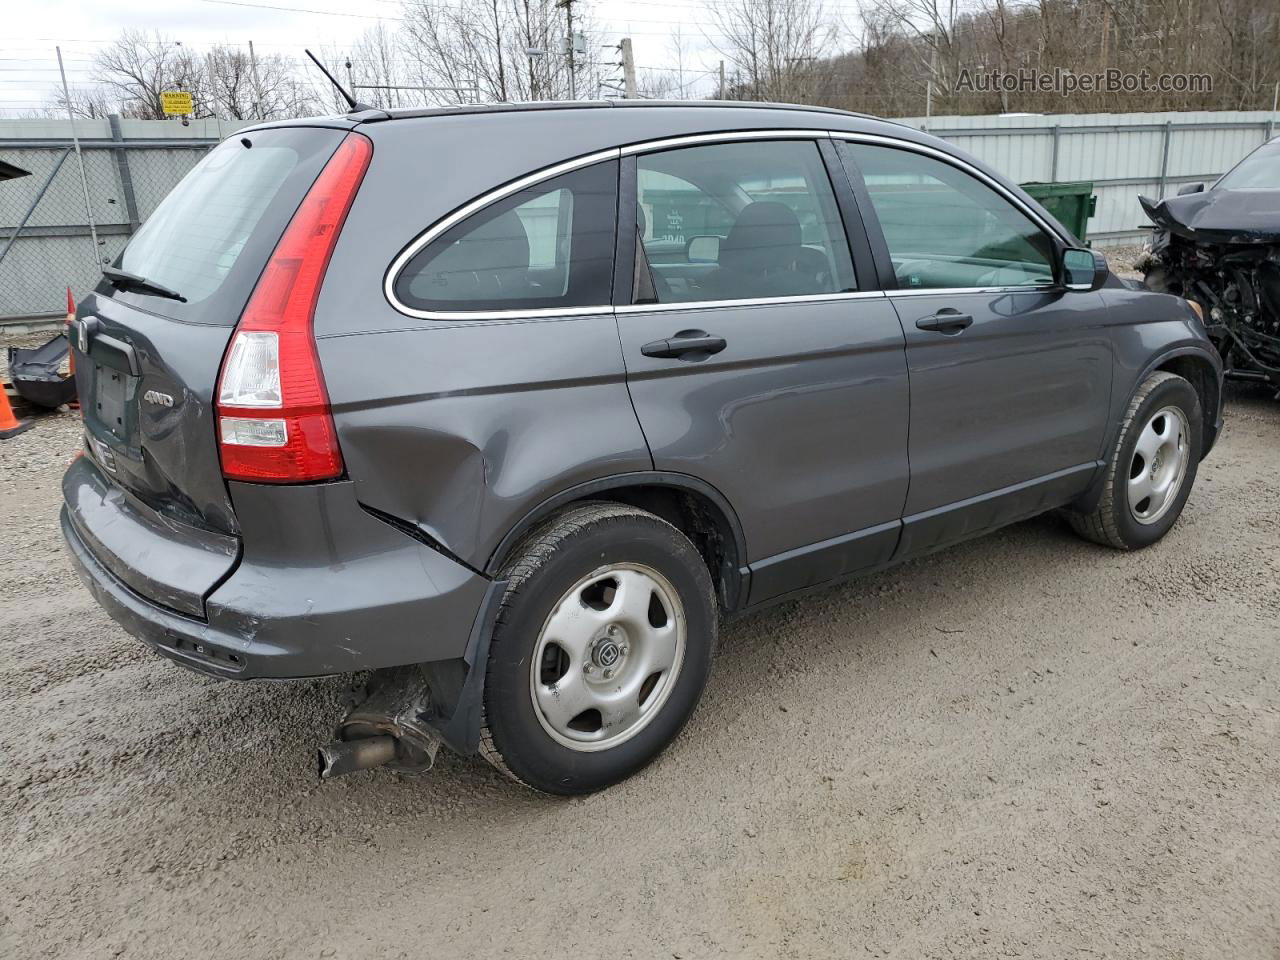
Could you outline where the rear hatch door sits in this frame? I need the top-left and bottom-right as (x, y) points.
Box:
(70, 124), (350, 615)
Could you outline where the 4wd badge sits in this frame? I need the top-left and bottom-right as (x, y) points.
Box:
(143, 389), (175, 408)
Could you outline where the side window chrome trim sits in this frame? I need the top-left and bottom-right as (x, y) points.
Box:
(616, 290), (887, 314)
(889, 285), (1058, 297)
(383, 128), (1071, 321)
(384, 147), (621, 320)
(619, 128), (831, 156)
(827, 131), (1071, 247)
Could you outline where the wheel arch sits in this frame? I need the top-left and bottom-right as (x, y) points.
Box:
(1149, 350), (1221, 457)
(1070, 344), (1221, 515)
(485, 472), (750, 612)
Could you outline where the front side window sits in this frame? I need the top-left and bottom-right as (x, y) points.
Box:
(394, 160), (617, 314)
(635, 140), (856, 304)
(842, 143), (1055, 290)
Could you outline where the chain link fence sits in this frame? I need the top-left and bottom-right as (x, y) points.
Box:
(0, 116), (251, 321)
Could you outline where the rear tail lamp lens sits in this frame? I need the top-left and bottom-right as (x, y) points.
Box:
(215, 133), (372, 483)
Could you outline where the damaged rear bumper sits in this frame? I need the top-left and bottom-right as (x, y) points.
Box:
(61, 460), (492, 680)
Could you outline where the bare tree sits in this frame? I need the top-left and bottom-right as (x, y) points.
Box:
(41, 84), (113, 120)
(400, 0), (602, 104)
(93, 31), (206, 119)
(202, 46), (313, 119)
(705, 0), (839, 102)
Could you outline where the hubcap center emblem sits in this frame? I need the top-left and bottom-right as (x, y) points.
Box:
(595, 640), (621, 668)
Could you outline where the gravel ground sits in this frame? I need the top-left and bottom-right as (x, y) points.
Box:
(1099, 243), (1147, 280)
(3, 314), (1279, 959)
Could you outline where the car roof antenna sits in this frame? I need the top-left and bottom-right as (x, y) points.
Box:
(304, 49), (374, 113)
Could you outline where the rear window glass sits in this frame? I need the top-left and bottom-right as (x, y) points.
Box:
(106, 127), (343, 324)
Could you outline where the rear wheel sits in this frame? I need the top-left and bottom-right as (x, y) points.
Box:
(479, 502), (717, 795)
(1067, 371), (1202, 550)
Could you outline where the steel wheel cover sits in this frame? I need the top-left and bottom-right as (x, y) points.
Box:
(1127, 404), (1191, 525)
(529, 563), (687, 752)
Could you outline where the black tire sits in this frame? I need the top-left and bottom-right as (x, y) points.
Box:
(1067, 371), (1202, 550)
(479, 502), (717, 795)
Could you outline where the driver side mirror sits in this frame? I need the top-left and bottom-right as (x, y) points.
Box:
(1062, 247), (1108, 291)
(1176, 182), (1205, 196)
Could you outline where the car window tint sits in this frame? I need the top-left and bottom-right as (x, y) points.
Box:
(634, 140), (856, 304)
(843, 143), (1055, 290)
(395, 160), (617, 313)
(119, 138), (299, 305)
(1216, 141), (1280, 190)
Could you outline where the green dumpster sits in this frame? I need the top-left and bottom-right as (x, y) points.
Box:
(1019, 181), (1097, 242)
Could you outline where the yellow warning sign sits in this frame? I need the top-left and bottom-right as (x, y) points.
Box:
(160, 91), (193, 116)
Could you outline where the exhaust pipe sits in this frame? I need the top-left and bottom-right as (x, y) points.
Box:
(316, 666), (443, 780)
(317, 735), (398, 779)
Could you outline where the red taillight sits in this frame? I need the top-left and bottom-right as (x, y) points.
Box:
(216, 133), (372, 483)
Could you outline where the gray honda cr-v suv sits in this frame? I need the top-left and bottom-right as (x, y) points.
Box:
(62, 101), (1223, 795)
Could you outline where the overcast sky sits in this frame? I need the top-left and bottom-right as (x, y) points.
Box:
(0, 0), (846, 114)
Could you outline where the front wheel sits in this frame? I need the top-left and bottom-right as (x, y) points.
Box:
(479, 502), (717, 795)
(1067, 371), (1202, 550)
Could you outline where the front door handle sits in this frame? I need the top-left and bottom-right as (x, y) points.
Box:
(641, 329), (727, 360)
(916, 310), (974, 334)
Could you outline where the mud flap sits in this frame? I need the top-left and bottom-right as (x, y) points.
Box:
(337, 577), (509, 761)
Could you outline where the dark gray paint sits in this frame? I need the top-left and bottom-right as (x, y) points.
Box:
(320, 313), (652, 570)
(61, 101), (1224, 691)
(62, 468), (489, 678)
(75, 292), (240, 535)
(63, 456), (238, 618)
(615, 297), (909, 573)
(889, 288), (1113, 516)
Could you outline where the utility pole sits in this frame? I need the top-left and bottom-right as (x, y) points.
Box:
(56, 45), (100, 269)
(558, 0), (576, 99)
(620, 38), (637, 99)
(248, 40), (263, 119)
(718, 60), (725, 100)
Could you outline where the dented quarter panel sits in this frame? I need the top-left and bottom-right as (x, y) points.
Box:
(318, 315), (652, 569)
(206, 479), (488, 676)
(62, 472), (490, 679)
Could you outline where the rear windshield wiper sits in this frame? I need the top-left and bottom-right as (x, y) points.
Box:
(102, 266), (187, 303)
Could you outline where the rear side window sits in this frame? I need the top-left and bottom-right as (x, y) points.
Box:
(106, 127), (346, 325)
(393, 160), (618, 314)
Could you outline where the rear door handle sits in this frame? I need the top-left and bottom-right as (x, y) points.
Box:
(915, 310), (973, 335)
(641, 329), (727, 360)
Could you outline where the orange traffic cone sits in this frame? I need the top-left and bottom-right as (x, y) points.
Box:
(0, 381), (33, 439)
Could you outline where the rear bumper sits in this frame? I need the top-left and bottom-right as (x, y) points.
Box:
(61, 464), (492, 680)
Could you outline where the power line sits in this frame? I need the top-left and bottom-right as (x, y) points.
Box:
(196, 0), (408, 19)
